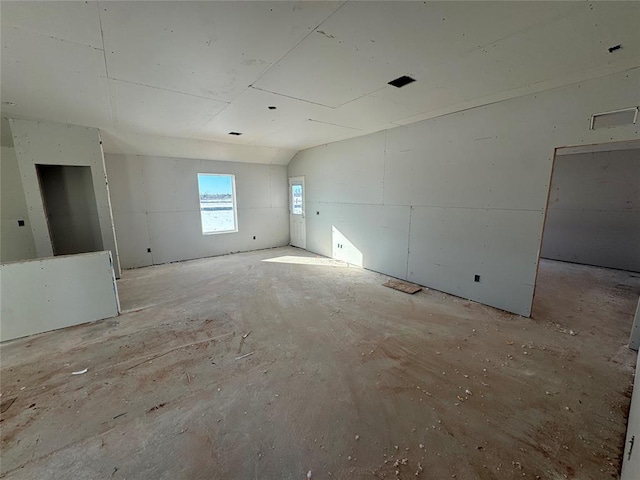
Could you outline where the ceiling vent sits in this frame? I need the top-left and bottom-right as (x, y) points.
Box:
(388, 75), (416, 88)
(590, 107), (638, 130)
(228, 131), (242, 136)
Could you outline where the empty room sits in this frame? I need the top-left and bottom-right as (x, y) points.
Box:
(1, 1), (640, 479)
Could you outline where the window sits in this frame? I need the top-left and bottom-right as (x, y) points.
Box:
(291, 184), (303, 215)
(197, 174), (238, 234)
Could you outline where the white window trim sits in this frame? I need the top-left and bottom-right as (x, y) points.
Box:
(197, 173), (239, 235)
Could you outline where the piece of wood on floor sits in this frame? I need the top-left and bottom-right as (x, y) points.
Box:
(1, 397), (17, 414)
(383, 279), (422, 294)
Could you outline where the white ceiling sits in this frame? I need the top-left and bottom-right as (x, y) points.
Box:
(1, 1), (639, 164)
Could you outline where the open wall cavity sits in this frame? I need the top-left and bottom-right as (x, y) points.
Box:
(36, 164), (103, 256)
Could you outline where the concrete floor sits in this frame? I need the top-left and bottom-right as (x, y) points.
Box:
(1, 246), (638, 479)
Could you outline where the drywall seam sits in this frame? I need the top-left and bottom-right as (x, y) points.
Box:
(405, 206), (412, 280)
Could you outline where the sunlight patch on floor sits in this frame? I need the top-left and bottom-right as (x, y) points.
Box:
(262, 255), (349, 267)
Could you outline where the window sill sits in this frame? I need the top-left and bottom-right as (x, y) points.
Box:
(202, 229), (238, 236)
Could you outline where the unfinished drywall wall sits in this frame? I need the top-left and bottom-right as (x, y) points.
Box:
(9, 119), (121, 277)
(0, 251), (119, 342)
(541, 148), (640, 272)
(1, 145), (36, 262)
(105, 154), (288, 268)
(288, 69), (640, 316)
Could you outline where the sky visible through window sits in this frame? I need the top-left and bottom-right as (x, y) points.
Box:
(198, 174), (233, 197)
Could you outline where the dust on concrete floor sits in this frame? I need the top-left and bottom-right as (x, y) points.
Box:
(0, 247), (638, 479)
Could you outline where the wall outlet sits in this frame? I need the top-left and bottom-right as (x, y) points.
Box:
(474, 274), (481, 283)
(17, 219), (25, 227)
(147, 248), (152, 253)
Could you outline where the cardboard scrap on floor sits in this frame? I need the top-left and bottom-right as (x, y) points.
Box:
(383, 279), (422, 294)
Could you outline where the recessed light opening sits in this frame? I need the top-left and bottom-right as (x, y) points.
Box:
(388, 75), (416, 88)
(228, 132), (242, 136)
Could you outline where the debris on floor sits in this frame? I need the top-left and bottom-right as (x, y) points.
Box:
(0, 250), (636, 479)
(235, 351), (254, 360)
(383, 279), (422, 294)
(71, 368), (88, 375)
(0, 397), (17, 414)
(550, 323), (578, 336)
(238, 331), (252, 353)
(146, 403), (166, 413)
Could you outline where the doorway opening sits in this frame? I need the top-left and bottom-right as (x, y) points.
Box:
(533, 139), (640, 299)
(36, 164), (103, 255)
(532, 139), (640, 479)
(531, 138), (640, 337)
(540, 141), (640, 272)
(534, 139), (640, 291)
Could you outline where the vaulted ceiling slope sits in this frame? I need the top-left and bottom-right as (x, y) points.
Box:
(1, 1), (639, 164)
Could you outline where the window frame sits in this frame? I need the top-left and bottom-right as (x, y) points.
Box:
(196, 173), (238, 235)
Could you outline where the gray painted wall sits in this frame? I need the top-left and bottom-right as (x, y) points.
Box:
(9, 119), (121, 277)
(288, 69), (640, 316)
(105, 154), (289, 268)
(541, 149), (640, 272)
(0, 145), (37, 262)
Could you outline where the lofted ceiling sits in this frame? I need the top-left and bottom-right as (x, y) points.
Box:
(1, 1), (639, 164)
